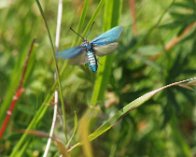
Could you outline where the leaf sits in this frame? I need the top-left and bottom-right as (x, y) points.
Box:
(173, 1), (196, 11)
(55, 139), (71, 157)
(138, 45), (161, 56)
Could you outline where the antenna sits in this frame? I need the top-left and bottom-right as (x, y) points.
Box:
(70, 27), (85, 41)
(86, 21), (95, 38)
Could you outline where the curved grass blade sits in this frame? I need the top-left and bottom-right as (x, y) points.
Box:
(89, 77), (196, 141)
(68, 77), (196, 151)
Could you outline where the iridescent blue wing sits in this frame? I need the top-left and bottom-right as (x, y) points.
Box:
(91, 26), (123, 46)
(56, 46), (84, 59)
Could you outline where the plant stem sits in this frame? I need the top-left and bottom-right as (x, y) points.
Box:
(0, 39), (36, 139)
(43, 0), (63, 156)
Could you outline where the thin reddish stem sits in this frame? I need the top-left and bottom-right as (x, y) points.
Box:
(129, 0), (137, 34)
(151, 22), (196, 60)
(164, 22), (196, 51)
(0, 39), (36, 139)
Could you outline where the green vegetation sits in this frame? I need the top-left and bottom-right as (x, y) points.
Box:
(0, 0), (195, 156)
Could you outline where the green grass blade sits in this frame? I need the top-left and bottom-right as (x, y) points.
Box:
(66, 111), (78, 147)
(73, 0), (89, 46)
(10, 0), (66, 155)
(35, 0), (66, 136)
(90, 0), (122, 106)
(82, 0), (104, 37)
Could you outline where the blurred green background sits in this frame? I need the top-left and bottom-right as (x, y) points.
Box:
(0, 0), (195, 156)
